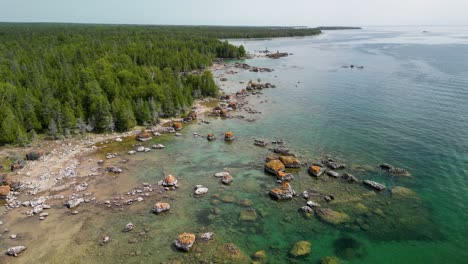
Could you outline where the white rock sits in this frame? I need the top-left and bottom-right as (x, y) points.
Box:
(214, 172), (230, 178)
(194, 186), (208, 196)
(10, 234), (17, 239)
(136, 146), (145, 152)
(128, 150), (137, 155)
(6, 246), (26, 256)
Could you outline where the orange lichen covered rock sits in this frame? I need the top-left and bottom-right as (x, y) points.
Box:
(308, 165), (325, 177)
(0, 185), (10, 197)
(207, 133), (215, 141)
(265, 156), (279, 162)
(161, 175), (178, 187)
(277, 171), (294, 182)
(264, 160), (285, 175)
(279, 156), (301, 168)
(136, 130), (152, 142)
(174, 232), (196, 251)
(224, 131), (235, 141)
(172, 122), (183, 131)
(270, 182), (295, 200)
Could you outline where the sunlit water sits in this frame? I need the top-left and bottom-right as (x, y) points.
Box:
(3, 27), (468, 264)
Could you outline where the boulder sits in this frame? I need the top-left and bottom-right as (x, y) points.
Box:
(105, 166), (123, 173)
(26, 150), (44, 161)
(199, 232), (215, 241)
(307, 201), (320, 208)
(6, 246), (26, 257)
(321, 256), (341, 264)
(136, 146), (145, 152)
(194, 185), (208, 196)
(308, 165), (325, 177)
(363, 180), (386, 191)
(10, 161), (25, 172)
(161, 175), (178, 187)
(221, 174), (233, 185)
(207, 133), (216, 141)
(290, 240), (311, 257)
(239, 208), (257, 222)
(214, 172), (230, 178)
(324, 160), (346, 170)
(0, 185), (10, 198)
(300, 206), (314, 213)
(327, 170), (340, 178)
(316, 208), (350, 225)
(254, 139), (268, 147)
(0, 174), (11, 186)
(123, 223), (134, 232)
(277, 171), (294, 182)
(128, 150), (137, 155)
(224, 131), (235, 141)
(136, 131), (152, 142)
(252, 250), (268, 264)
(152, 202), (171, 214)
(172, 122), (183, 131)
(265, 155), (279, 162)
(341, 173), (358, 183)
(273, 146), (295, 156)
(264, 160), (285, 175)
(270, 182), (295, 200)
(174, 232), (196, 251)
(152, 144), (165, 149)
(279, 156), (301, 168)
(65, 198), (84, 209)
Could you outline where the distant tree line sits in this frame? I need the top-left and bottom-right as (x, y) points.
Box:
(0, 23), (320, 145)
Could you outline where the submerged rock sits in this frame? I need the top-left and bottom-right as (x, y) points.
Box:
(316, 208), (351, 225)
(270, 182), (295, 200)
(341, 173), (358, 183)
(254, 139), (268, 147)
(152, 202), (171, 214)
(279, 156), (301, 168)
(199, 232), (215, 241)
(363, 180), (386, 191)
(264, 160), (285, 175)
(174, 232), (196, 251)
(252, 250), (268, 264)
(239, 208), (257, 222)
(391, 186), (418, 199)
(6, 246), (26, 257)
(327, 170), (340, 178)
(321, 256), (341, 264)
(273, 146), (295, 156)
(380, 163), (409, 176)
(290, 240), (311, 257)
(308, 165), (325, 177)
(218, 243), (250, 262)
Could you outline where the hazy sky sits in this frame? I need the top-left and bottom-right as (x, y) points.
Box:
(1, 0), (467, 26)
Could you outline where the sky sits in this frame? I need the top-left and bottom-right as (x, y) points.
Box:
(0, 0), (467, 26)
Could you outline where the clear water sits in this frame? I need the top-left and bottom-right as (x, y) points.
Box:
(6, 27), (468, 264)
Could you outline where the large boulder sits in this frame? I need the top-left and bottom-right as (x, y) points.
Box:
(363, 180), (386, 191)
(152, 202), (171, 214)
(279, 156), (301, 168)
(161, 175), (178, 187)
(0, 185), (11, 198)
(6, 246), (27, 257)
(172, 122), (183, 131)
(277, 171), (294, 182)
(224, 131), (235, 141)
(174, 232), (196, 251)
(65, 198), (84, 209)
(289, 240), (311, 257)
(316, 208), (350, 225)
(221, 174), (233, 185)
(264, 160), (285, 175)
(26, 150), (44, 161)
(270, 182), (295, 200)
(136, 131), (152, 142)
(308, 165), (325, 177)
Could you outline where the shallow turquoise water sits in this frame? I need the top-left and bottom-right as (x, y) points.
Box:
(77, 27), (468, 264)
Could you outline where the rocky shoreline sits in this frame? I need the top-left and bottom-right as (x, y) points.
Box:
(0, 55), (430, 264)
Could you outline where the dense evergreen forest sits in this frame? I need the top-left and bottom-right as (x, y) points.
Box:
(0, 23), (321, 145)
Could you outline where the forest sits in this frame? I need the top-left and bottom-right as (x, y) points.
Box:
(0, 23), (321, 145)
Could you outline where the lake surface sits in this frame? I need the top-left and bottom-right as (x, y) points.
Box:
(9, 27), (467, 264)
